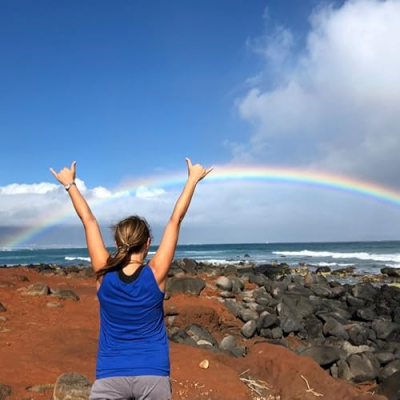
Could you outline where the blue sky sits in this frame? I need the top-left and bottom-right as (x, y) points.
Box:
(1, 0), (400, 246)
(0, 0), (331, 185)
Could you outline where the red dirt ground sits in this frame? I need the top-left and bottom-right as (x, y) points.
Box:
(0, 267), (386, 400)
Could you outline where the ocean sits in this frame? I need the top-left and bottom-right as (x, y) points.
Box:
(1, 241), (400, 275)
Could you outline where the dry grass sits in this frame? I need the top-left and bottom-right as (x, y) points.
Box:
(239, 369), (273, 400)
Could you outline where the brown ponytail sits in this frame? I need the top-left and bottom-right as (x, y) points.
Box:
(96, 215), (151, 277)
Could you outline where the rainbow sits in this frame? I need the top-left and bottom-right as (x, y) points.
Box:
(4, 165), (400, 248)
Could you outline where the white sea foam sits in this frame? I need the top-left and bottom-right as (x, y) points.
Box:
(273, 250), (400, 263)
(4, 263), (32, 267)
(315, 262), (354, 267)
(65, 256), (91, 262)
(0, 247), (34, 251)
(182, 250), (225, 254)
(384, 263), (400, 269)
(196, 259), (252, 265)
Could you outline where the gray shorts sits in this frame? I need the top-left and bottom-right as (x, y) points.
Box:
(89, 375), (171, 400)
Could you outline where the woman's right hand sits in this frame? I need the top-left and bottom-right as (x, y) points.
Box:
(186, 157), (213, 183)
(50, 161), (76, 186)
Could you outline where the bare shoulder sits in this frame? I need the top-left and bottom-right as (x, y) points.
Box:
(148, 259), (163, 284)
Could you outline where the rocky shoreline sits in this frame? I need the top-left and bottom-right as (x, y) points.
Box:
(166, 260), (400, 394)
(1, 260), (400, 399)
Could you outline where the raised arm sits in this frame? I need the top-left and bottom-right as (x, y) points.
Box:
(149, 158), (213, 290)
(50, 161), (109, 272)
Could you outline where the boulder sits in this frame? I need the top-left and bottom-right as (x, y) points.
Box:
(0, 281), (16, 289)
(224, 299), (244, 317)
(381, 267), (400, 278)
(64, 266), (80, 274)
(319, 298), (352, 320)
(177, 258), (198, 274)
(375, 351), (395, 366)
(329, 285), (347, 299)
(260, 327), (283, 339)
(346, 294), (366, 308)
(255, 294), (277, 307)
(339, 352), (380, 383)
(219, 291), (236, 299)
(337, 359), (353, 382)
(164, 304), (179, 316)
(231, 347), (247, 358)
(166, 277), (205, 296)
(26, 383), (54, 393)
(0, 383), (12, 399)
(185, 324), (218, 347)
(219, 335), (236, 351)
(79, 268), (95, 278)
(247, 302), (265, 313)
(21, 282), (50, 296)
(303, 318), (324, 341)
(316, 266), (331, 273)
(257, 313), (278, 332)
(170, 330), (197, 346)
(300, 346), (341, 367)
(393, 307), (400, 323)
(215, 276), (232, 291)
(241, 320), (257, 339)
(278, 315), (302, 334)
(239, 309), (259, 323)
(332, 266), (356, 275)
(311, 284), (332, 298)
(247, 273), (269, 287)
(372, 320), (400, 340)
(280, 295), (318, 320)
(257, 263), (290, 279)
(11, 274), (29, 282)
(376, 302), (392, 317)
(286, 283), (313, 296)
(356, 308), (377, 322)
(197, 339), (214, 349)
(376, 370), (400, 400)
(223, 265), (238, 276)
(351, 283), (379, 301)
(53, 373), (92, 400)
(341, 341), (373, 357)
(168, 261), (184, 277)
(303, 270), (314, 288)
(50, 288), (80, 301)
(229, 277), (245, 294)
(347, 324), (370, 346)
(379, 359), (400, 381)
(323, 318), (348, 340)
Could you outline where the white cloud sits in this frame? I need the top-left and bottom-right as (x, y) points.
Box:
(0, 182), (59, 195)
(135, 186), (166, 199)
(91, 187), (113, 199)
(0, 179), (121, 226)
(246, 25), (294, 69)
(1, 176), (400, 246)
(236, 0), (400, 186)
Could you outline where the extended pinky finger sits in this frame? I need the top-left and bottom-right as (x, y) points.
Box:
(205, 166), (214, 175)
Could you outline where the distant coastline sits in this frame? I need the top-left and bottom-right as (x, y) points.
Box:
(1, 241), (400, 275)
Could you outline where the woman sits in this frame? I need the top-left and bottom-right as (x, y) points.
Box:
(50, 158), (212, 400)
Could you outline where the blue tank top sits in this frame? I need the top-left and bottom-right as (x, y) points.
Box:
(96, 265), (170, 379)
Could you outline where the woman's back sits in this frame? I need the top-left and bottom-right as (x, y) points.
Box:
(96, 266), (169, 379)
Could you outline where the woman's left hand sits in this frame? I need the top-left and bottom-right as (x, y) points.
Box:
(50, 161), (76, 186)
(186, 158), (213, 183)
